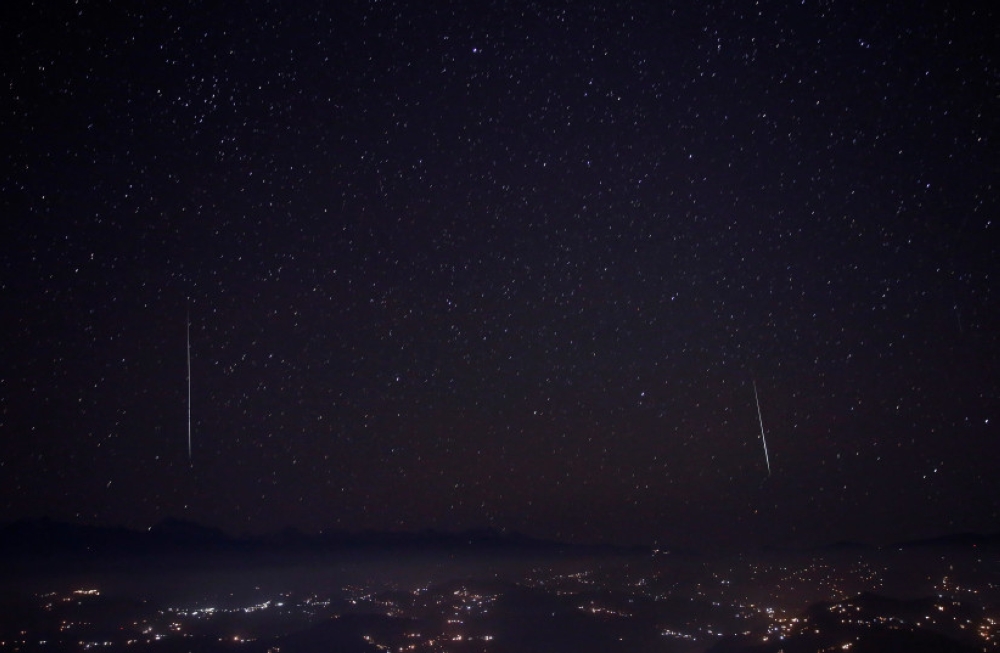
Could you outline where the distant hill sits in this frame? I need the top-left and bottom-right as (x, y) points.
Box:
(0, 518), (649, 565)
(893, 531), (1000, 549)
(147, 517), (231, 545)
(0, 518), (150, 556)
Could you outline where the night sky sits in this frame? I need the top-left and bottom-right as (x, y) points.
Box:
(2, 1), (998, 549)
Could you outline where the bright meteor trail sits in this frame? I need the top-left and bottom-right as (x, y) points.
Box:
(186, 303), (192, 464)
(753, 380), (772, 476)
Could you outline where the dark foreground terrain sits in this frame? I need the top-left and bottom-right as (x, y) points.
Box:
(1, 522), (998, 652)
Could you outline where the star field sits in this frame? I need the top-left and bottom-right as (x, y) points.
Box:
(1, 0), (998, 548)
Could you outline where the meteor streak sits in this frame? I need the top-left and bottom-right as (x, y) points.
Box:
(752, 380), (771, 476)
(187, 303), (192, 464)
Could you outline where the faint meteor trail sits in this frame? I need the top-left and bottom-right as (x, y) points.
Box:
(752, 380), (771, 476)
(186, 303), (192, 464)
